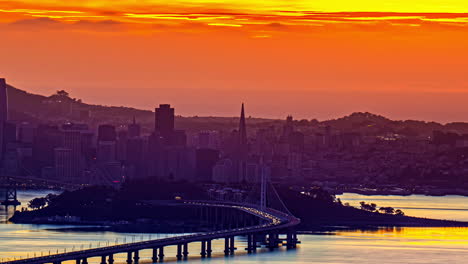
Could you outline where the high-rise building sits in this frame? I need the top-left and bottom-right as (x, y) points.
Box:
(283, 115), (294, 138)
(98, 124), (117, 142)
(97, 124), (117, 164)
(239, 103), (247, 146)
(54, 148), (73, 181)
(128, 117), (141, 138)
(34, 125), (61, 176)
(155, 104), (175, 137)
(0, 78), (8, 123)
(61, 130), (83, 182)
(0, 78), (8, 163)
(235, 103), (248, 183)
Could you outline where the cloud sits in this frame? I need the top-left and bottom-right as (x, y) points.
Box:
(10, 17), (61, 26)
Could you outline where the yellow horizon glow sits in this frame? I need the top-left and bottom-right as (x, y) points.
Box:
(2, 0), (468, 29)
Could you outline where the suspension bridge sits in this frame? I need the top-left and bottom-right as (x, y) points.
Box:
(0, 167), (301, 264)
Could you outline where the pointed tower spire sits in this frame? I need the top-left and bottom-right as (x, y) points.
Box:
(239, 103), (247, 145)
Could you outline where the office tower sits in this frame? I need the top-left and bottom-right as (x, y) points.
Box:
(97, 124), (117, 164)
(126, 136), (145, 179)
(54, 148), (73, 181)
(0, 78), (8, 123)
(98, 124), (117, 142)
(128, 117), (141, 138)
(283, 115), (294, 138)
(155, 104), (175, 137)
(116, 130), (128, 162)
(61, 130), (83, 182)
(195, 148), (220, 182)
(0, 78), (8, 163)
(235, 103), (248, 183)
(195, 131), (221, 150)
(239, 103), (247, 146)
(33, 125), (61, 176)
(18, 122), (35, 144)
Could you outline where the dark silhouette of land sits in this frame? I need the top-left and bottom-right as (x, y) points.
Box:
(10, 183), (468, 232)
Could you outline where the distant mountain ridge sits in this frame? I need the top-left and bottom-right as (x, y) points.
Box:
(5, 83), (468, 135)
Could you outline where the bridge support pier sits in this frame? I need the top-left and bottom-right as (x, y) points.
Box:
(229, 236), (235, 255)
(268, 233), (278, 250)
(76, 259), (80, 264)
(207, 240), (212, 257)
(108, 254), (114, 264)
(183, 243), (189, 260)
(246, 234), (253, 253)
(101, 255), (106, 264)
(224, 237), (230, 256)
(152, 248), (158, 262)
(159, 247), (165, 262)
(126, 252), (133, 264)
(82, 258), (88, 264)
(134, 250), (140, 264)
(176, 244), (183, 260)
(200, 240), (206, 258)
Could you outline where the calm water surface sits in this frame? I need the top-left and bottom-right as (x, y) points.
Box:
(0, 190), (467, 263)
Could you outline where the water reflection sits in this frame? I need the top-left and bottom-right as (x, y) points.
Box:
(1, 191), (468, 263)
(338, 193), (468, 221)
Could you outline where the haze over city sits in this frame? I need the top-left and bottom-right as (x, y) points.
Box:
(2, 0), (468, 122)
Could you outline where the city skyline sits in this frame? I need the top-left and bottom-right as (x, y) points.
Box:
(2, 1), (468, 122)
(4, 80), (468, 124)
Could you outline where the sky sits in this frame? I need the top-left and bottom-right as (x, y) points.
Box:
(1, 1), (468, 122)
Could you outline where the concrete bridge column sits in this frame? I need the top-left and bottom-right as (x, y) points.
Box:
(224, 237), (230, 256)
(252, 234), (257, 252)
(101, 255), (107, 264)
(293, 233), (298, 248)
(286, 232), (293, 249)
(246, 234), (253, 253)
(176, 244), (183, 260)
(200, 240), (207, 258)
(134, 250), (140, 264)
(229, 236), (235, 254)
(108, 254), (114, 264)
(183, 243), (189, 259)
(207, 240), (212, 257)
(268, 233), (277, 250)
(158, 247), (165, 262)
(152, 248), (158, 262)
(126, 252), (133, 264)
(76, 259), (80, 264)
(82, 258), (88, 264)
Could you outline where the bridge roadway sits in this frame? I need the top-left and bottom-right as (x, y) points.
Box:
(1, 200), (301, 264)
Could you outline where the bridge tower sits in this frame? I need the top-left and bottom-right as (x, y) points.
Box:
(259, 158), (268, 211)
(1, 179), (21, 208)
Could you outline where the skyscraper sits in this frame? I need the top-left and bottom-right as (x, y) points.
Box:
(0, 78), (8, 163)
(97, 125), (117, 164)
(98, 124), (117, 142)
(236, 103), (248, 183)
(128, 117), (141, 138)
(155, 104), (175, 137)
(239, 103), (247, 146)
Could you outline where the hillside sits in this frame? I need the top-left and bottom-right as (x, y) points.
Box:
(5, 83), (468, 135)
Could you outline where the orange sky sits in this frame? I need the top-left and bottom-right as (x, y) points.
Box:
(1, 1), (468, 122)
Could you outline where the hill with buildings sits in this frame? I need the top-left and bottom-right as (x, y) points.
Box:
(4, 81), (468, 194)
(6, 83), (468, 136)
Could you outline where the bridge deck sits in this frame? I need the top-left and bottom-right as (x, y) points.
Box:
(1, 200), (300, 264)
